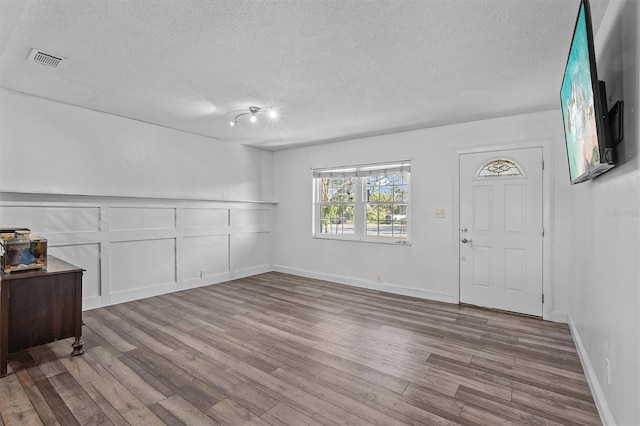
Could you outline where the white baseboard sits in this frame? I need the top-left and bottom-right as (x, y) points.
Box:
(273, 265), (456, 304)
(108, 281), (178, 306)
(568, 315), (616, 426)
(86, 265), (273, 310)
(82, 296), (102, 311)
(182, 272), (232, 290)
(183, 265), (273, 289)
(232, 264), (273, 280)
(544, 310), (568, 324)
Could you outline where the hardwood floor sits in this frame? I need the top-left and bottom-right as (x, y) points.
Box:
(0, 272), (600, 425)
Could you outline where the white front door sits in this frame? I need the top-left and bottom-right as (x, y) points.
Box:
(459, 147), (543, 316)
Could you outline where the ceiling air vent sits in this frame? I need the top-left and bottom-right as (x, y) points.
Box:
(28, 48), (66, 69)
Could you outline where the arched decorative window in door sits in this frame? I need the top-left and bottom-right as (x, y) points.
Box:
(476, 159), (524, 178)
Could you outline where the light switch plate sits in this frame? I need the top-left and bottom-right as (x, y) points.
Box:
(435, 208), (445, 218)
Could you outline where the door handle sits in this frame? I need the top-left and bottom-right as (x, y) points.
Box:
(461, 238), (473, 247)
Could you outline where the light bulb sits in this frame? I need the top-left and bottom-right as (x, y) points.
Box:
(229, 120), (236, 127)
(250, 114), (257, 123)
(268, 109), (277, 119)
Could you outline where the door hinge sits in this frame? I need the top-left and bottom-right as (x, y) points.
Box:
(542, 228), (545, 237)
(542, 294), (545, 304)
(542, 160), (545, 170)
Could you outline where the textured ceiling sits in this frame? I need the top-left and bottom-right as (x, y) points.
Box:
(0, 0), (609, 150)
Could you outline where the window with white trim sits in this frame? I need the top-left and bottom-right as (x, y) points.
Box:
(313, 162), (410, 243)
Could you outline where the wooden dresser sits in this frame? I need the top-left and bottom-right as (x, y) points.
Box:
(0, 256), (84, 377)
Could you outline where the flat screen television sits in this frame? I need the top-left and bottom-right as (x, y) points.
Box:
(560, 0), (614, 184)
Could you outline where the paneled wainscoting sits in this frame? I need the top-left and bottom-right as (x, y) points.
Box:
(0, 273), (600, 425)
(0, 195), (274, 310)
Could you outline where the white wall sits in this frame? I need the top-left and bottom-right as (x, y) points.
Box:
(566, 0), (640, 425)
(0, 89), (274, 201)
(0, 89), (275, 310)
(274, 109), (572, 321)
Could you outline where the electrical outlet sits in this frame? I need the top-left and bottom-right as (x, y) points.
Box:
(376, 275), (382, 284)
(605, 357), (611, 385)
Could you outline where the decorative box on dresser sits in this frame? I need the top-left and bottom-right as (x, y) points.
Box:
(0, 255), (84, 377)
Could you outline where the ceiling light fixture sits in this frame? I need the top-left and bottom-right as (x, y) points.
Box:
(229, 106), (277, 127)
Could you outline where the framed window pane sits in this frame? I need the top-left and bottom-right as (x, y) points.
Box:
(392, 221), (408, 238)
(320, 178), (356, 202)
(394, 185), (409, 201)
(366, 205), (381, 237)
(319, 204), (354, 235)
(321, 177), (355, 202)
(388, 173), (402, 184)
(391, 203), (408, 239)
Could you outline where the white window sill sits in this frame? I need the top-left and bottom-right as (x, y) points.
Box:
(312, 234), (411, 246)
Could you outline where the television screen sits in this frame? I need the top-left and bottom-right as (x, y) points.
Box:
(560, 0), (613, 184)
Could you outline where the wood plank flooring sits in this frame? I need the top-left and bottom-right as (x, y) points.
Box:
(0, 272), (601, 425)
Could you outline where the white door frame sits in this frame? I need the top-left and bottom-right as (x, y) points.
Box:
(452, 139), (563, 322)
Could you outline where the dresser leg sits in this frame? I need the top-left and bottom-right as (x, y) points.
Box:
(71, 340), (84, 356)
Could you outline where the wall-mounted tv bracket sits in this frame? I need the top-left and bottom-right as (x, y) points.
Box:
(608, 100), (624, 146)
(599, 80), (624, 147)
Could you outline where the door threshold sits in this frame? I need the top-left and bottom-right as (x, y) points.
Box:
(459, 303), (542, 320)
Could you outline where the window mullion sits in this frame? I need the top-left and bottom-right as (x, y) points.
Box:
(354, 178), (364, 238)
(315, 179), (321, 235)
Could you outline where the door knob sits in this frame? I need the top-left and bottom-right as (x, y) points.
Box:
(461, 238), (473, 244)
